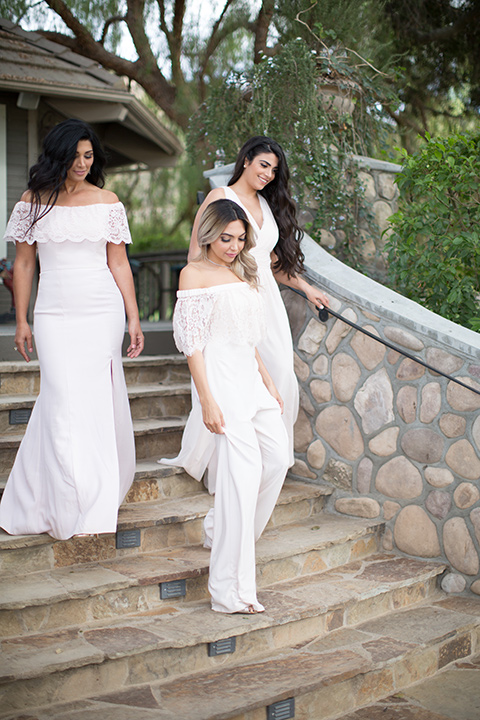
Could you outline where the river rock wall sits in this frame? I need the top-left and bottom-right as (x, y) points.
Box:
(287, 234), (480, 597)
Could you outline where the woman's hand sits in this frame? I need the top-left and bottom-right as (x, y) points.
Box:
(304, 284), (330, 310)
(126, 319), (144, 358)
(201, 397), (225, 434)
(14, 321), (33, 362)
(267, 383), (284, 414)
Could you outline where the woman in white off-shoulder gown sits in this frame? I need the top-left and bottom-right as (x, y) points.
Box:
(189, 136), (329, 466)
(0, 119), (144, 540)
(161, 199), (289, 614)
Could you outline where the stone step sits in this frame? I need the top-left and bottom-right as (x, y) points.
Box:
(0, 481), (333, 574)
(0, 383), (191, 435)
(0, 509), (380, 640)
(0, 459), (198, 503)
(0, 416), (186, 474)
(0, 554), (452, 718)
(333, 649), (480, 720)
(0, 355), (189, 397)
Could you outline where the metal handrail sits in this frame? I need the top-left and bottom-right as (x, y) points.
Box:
(286, 286), (480, 397)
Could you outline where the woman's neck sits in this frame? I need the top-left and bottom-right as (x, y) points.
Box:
(230, 176), (258, 199)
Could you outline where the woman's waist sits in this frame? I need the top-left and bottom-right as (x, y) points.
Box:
(39, 264), (110, 274)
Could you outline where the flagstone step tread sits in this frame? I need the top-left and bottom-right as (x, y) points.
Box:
(0, 510), (380, 611)
(8, 595), (478, 720)
(0, 480), (332, 555)
(0, 384), (191, 410)
(0, 554), (449, 685)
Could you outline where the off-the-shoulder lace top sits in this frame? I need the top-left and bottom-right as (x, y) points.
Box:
(3, 201), (132, 245)
(173, 282), (266, 357)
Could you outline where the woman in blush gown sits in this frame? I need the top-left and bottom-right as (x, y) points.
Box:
(0, 119), (144, 540)
(189, 136), (329, 467)
(161, 199), (289, 614)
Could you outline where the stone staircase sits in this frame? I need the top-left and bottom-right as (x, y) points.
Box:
(0, 355), (479, 720)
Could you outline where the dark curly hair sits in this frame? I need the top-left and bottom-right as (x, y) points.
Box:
(27, 118), (107, 226)
(228, 136), (304, 277)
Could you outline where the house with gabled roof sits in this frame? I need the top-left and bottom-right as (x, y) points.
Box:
(0, 17), (182, 317)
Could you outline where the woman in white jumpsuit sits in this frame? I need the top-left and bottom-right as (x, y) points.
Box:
(160, 199), (289, 614)
(189, 136), (329, 467)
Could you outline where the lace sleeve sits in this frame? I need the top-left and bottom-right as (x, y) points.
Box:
(3, 203), (35, 244)
(107, 203), (132, 244)
(173, 292), (216, 356)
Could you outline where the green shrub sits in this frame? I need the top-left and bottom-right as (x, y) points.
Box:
(385, 132), (480, 330)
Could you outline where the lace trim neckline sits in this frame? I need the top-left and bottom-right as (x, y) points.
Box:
(16, 201), (123, 209)
(177, 282), (248, 297)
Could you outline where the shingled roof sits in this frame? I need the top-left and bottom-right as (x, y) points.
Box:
(0, 18), (182, 168)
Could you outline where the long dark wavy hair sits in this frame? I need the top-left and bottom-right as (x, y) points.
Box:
(26, 118), (107, 227)
(228, 136), (304, 277)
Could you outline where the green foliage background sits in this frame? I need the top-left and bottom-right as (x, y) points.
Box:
(386, 132), (480, 330)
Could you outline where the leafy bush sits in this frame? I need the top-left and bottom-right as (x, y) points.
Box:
(385, 132), (480, 330)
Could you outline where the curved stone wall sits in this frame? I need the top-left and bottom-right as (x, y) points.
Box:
(287, 235), (480, 596)
(204, 156), (480, 596)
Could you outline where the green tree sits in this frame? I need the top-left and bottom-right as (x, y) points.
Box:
(385, 132), (480, 329)
(2, 0), (478, 146)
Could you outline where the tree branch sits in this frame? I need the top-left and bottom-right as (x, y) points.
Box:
(100, 15), (126, 45)
(43, 0), (188, 128)
(254, 0), (278, 63)
(170, 0), (186, 86)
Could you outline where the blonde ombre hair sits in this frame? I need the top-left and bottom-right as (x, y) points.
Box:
(196, 199), (259, 288)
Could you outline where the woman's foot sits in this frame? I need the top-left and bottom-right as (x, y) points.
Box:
(234, 604), (264, 615)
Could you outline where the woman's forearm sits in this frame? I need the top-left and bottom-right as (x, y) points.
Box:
(187, 350), (225, 433)
(107, 243), (144, 357)
(106, 248), (140, 321)
(273, 261), (329, 308)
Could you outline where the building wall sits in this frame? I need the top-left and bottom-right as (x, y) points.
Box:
(0, 93), (28, 315)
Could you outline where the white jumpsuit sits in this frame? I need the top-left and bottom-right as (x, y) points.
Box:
(160, 282), (289, 613)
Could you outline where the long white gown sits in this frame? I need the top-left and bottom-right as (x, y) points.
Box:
(160, 282), (289, 613)
(0, 202), (135, 540)
(222, 187), (299, 466)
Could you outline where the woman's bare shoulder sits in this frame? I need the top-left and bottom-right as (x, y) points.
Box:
(178, 262), (207, 290)
(204, 187), (226, 203)
(92, 187), (119, 204)
(20, 190), (34, 203)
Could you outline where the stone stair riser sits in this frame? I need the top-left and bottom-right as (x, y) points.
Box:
(0, 447), (17, 475)
(0, 579), (458, 718)
(123, 471), (200, 504)
(0, 371), (40, 397)
(0, 358), (190, 397)
(129, 393), (191, 421)
(0, 525), (381, 639)
(257, 531), (382, 588)
(134, 429), (183, 460)
(0, 392), (191, 434)
(0, 426), (185, 474)
(123, 363), (190, 386)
